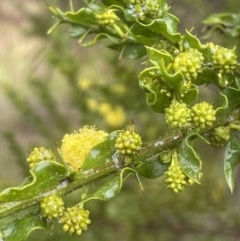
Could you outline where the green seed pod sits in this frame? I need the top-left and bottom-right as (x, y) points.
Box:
(114, 130), (142, 155)
(172, 48), (204, 81)
(209, 43), (237, 74)
(165, 99), (192, 129)
(40, 194), (65, 219)
(209, 126), (230, 147)
(164, 151), (187, 193)
(26, 147), (56, 169)
(191, 102), (216, 129)
(96, 10), (118, 26)
(60, 206), (91, 236)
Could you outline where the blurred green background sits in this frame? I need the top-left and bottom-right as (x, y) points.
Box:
(1, 1), (240, 241)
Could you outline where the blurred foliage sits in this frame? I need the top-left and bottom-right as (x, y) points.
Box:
(1, 0), (240, 241)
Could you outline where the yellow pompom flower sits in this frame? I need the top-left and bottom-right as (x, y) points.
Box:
(61, 126), (108, 171)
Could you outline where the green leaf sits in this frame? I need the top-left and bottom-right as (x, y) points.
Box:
(182, 31), (211, 56)
(0, 210), (47, 241)
(159, 58), (184, 93)
(136, 154), (170, 179)
(108, 43), (147, 59)
(194, 67), (220, 86)
(137, 14), (181, 43)
(0, 161), (67, 202)
(81, 173), (123, 202)
(181, 85), (199, 104)
(216, 87), (240, 118)
(139, 67), (171, 112)
(224, 131), (240, 193)
(81, 131), (124, 170)
(80, 167), (134, 202)
(203, 13), (240, 38)
(178, 133), (202, 183)
(146, 46), (172, 66)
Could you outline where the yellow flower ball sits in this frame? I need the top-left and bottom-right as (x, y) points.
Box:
(61, 126), (108, 171)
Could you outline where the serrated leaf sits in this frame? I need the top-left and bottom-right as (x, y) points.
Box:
(136, 154), (170, 179)
(81, 131), (124, 170)
(178, 133), (202, 183)
(224, 132), (240, 193)
(137, 14), (181, 43)
(0, 161), (67, 202)
(0, 210), (46, 241)
(182, 31), (211, 56)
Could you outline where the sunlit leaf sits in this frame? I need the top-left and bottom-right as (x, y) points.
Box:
(0, 210), (46, 241)
(81, 131), (124, 170)
(0, 161), (67, 202)
(179, 133), (203, 183)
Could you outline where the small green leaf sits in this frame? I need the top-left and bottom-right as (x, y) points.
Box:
(136, 154), (169, 179)
(0, 161), (67, 202)
(139, 67), (171, 112)
(181, 85), (199, 104)
(159, 58), (184, 93)
(81, 131), (124, 170)
(178, 133), (202, 183)
(224, 131), (240, 193)
(146, 46), (172, 66)
(0, 210), (46, 241)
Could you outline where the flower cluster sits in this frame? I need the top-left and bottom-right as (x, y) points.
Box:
(61, 126), (108, 171)
(40, 194), (91, 236)
(60, 206), (91, 236)
(164, 151), (187, 193)
(165, 100), (192, 129)
(191, 102), (216, 129)
(26, 147), (56, 169)
(165, 100), (216, 130)
(172, 48), (204, 81)
(115, 130), (142, 155)
(124, 0), (167, 20)
(95, 10), (118, 26)
(209, 43), (237, 74)
(40, 194), (65, 219)
(209, 126), (230, 147)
